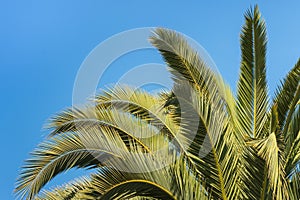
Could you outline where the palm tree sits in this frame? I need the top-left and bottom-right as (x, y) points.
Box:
(15, 5), (299, 200)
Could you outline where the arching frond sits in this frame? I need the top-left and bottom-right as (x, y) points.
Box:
(149, 28), (247, 199)
(15, 127), (127, 199)
(47, 105), (168, 153)
(94, 86), (205, 175)
(87, 152), (210, 200)
(273, 59), (300, 132)
(35, 175), (98, 200)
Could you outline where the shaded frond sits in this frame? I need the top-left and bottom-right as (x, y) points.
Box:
(273, 58), (300, 132)
(35, 175), (99, 200)
(87, 153), (210, 200)
(285, 106), (300, 175)
(288, 172), (300, 200)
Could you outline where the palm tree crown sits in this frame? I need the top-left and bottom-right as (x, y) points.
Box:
(15, 5), (300, 200)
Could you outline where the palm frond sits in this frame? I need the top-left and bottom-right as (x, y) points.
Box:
(285, 106), (300, 175)
(87, 153), (210, 200)
(288, 172), (300, 200)
(149, 27), (237, 123)
(94, 86), (204, 171)
(273, 58), (300, 132)
(248, 132), (288, 199)
(15, 127), (127, 199)
(149, 28), (215, 95)
(282, 84), (300, 140)
(35, 175), (99, 200)
(150, 28), (248, 199)
(237, 5), (269, 138)
(47, 105), (168, 153)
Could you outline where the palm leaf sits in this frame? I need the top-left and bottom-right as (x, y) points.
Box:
(15, 127), (127, 199)
(288, 172), (300, 200)
(47, 105), (167, 153)
(248, 131), (288, 199)
(94, 86), (204, 168)
(285, 106), (300, 175)
(35, 175), (99, 200)
(273, 58), (300, 132)
(87, 152), (209, 200)
(237, 5), (269, 138)
(150, 28), (248, 199)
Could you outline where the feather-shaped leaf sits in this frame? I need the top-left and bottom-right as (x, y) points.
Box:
(237, 5), (269, 138)
(15, 128), (126, 199)
(273, 59), (300, 132)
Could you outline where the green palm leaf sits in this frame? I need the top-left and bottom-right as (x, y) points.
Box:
(237, 5), (269, 138)
(47, 105), (167, 153)
(15, 127), (127, 199)
(248, 132), (288, 199)
(285, 107), (300, 175)
(149, 28), (247, 199)
(273, 59), (300, 132)
(35, 175), (98, 200)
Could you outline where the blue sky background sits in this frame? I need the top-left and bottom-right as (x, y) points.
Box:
(1, 1), (299, 199)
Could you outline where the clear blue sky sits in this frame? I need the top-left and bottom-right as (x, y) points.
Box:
(0, 1), (299, 199)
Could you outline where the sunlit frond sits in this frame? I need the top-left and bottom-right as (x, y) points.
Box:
(237, 5), (269, 138)
(94, 86), (205, 174)
(248, 131), (288, 199)
(47, 105), (168, 153)
(15, 127), (128, 199)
